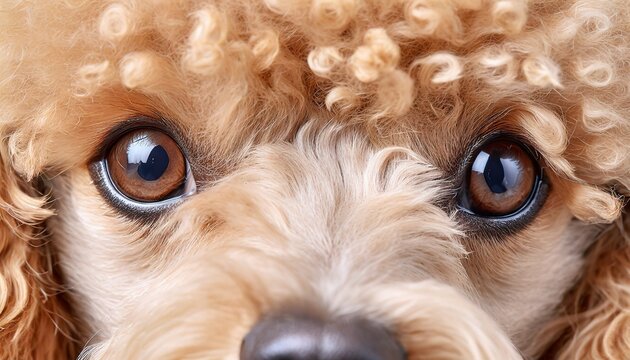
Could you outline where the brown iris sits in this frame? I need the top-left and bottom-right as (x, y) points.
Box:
(463, 139), (537, 216)
(107, 129), (186, 202)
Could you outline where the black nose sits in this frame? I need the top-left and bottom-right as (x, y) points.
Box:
(240, 312), (406, 360)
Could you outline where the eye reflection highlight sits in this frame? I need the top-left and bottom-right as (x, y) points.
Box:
(106, 129), (194, 203)
(462, 139), (537, 217)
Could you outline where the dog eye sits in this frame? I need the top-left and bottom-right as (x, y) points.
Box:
(459, 139), (539, 217)
(105, 129), (192, 202)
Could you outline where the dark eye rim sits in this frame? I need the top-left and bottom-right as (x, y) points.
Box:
(88, 116), (195, 219)
(454, 132), (550, 236)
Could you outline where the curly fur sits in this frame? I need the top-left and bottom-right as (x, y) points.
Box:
(0, 0), (628, 359)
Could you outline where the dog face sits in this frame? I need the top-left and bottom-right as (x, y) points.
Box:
(0, 1), (628, 359)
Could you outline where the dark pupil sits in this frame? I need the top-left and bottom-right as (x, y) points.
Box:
(137, 145), (170, 181)
(479, 149), (521, 194)
(484, 152), (507, 193)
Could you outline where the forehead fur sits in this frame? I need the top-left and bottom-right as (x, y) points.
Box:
(0, 0), (628, 216)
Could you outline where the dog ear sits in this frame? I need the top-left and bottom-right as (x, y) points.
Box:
(539, 193), (629, 359)
(0, 146), (77, 359)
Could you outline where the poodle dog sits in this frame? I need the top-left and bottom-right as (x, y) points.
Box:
(0, 0), (628, 359)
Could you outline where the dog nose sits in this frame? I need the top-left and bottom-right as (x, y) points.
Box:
(240, 312), (406, 360)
